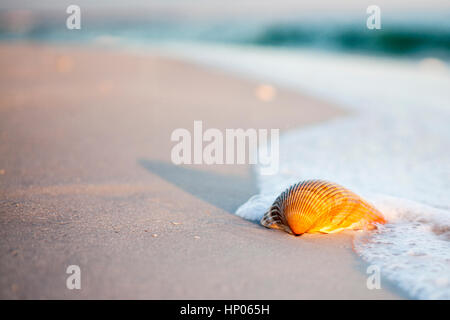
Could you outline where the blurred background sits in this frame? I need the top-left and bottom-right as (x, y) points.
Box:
(0, 0), (449, 60)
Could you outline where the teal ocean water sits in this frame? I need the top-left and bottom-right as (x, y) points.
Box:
(1, 13), (449, 60)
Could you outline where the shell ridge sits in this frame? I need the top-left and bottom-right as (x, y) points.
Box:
(260, 179), (386, 235)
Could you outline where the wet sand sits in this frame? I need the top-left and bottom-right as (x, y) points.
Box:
(0, 43), (402, 299)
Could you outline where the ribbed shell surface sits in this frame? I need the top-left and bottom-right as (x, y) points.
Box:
(261, 180), (386, 235)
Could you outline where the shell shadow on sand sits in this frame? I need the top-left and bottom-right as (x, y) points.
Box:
(138, 159), (258, 215)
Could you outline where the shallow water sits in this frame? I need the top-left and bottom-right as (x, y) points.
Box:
(156, 43), (450, 299)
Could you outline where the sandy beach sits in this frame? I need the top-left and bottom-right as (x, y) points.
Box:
(0, 43), (403, 299)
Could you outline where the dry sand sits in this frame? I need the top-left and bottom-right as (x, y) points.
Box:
(0, 43), (403, 299)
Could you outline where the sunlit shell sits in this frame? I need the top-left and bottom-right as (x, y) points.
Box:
(261, 180), (386, 235)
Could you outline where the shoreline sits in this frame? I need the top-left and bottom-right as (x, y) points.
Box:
(0, 42), (402, 299)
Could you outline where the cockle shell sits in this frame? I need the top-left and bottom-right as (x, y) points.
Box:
(261, 180), (386, 235)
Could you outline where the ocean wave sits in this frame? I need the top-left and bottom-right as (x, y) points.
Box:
(251, 23), (450, 58)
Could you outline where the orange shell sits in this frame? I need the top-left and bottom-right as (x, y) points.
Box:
(261, 180), (386, 235)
